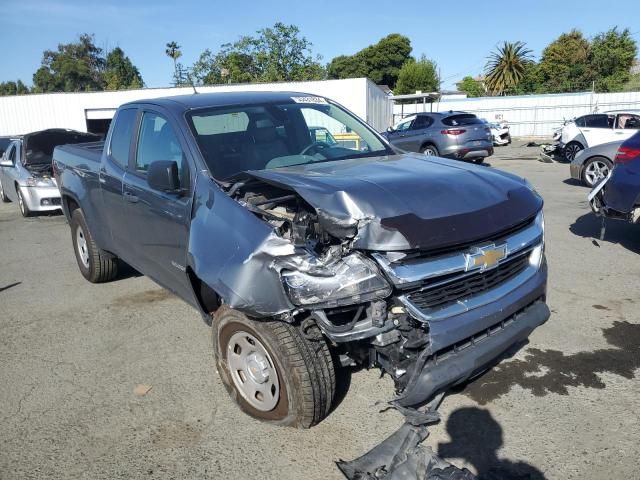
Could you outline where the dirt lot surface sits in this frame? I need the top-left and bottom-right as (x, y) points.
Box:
(1, 142), (638, 479)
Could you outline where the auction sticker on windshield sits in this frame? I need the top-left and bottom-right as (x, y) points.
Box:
(291, 96), (328, 104)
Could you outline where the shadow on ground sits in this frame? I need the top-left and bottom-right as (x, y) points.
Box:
(438, 407), (547, 480)
(570, 212), (640, 254)
(460, 320), (639, 405)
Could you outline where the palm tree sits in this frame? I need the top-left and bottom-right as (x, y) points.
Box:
(484, 41), (532, 95)
(165, 41), (182, 81)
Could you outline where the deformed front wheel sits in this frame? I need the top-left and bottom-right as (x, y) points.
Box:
(212, 307), (335, 428)
(70, 208), (118, 283)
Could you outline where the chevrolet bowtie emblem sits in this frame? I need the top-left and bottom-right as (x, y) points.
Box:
(464, 244), (508, 272)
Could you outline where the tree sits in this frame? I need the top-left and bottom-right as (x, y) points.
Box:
(327, 34), (413, 88)
(394, 55), (439, 95)
(191, 23), (324, 85)
(537, 30), (591, 93)
(484, 41), (533, 95)
(589, 28), (637, 92)
(104, 47), (143, 90)
(33, 33), (106, 92)
(457, 76), (485, 97)
(165, 41), (182, 84)
(0, 80), (29, 96)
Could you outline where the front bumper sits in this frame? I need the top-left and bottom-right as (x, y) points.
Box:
(20, 185), (62, 212)
(393, 262), (548, 407)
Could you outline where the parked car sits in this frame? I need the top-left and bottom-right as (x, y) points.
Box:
(383, 112), (494, 163)
(53, 92), (548, 428)
(589, 130), (640, 223)
(0, 129), (100, 216)
(569, 140), (622, 187)
(481, 119), (511, 146)
(559, 110), (640, 161)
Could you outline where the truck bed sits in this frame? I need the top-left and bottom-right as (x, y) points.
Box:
(54, 141), (104, 167)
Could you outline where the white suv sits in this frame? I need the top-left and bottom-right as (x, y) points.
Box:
(560, 110), (640, 161)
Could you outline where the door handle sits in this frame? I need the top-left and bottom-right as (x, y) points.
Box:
(124, 191), (139, 203)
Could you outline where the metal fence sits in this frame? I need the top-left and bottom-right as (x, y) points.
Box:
(392, 90), (640, 138)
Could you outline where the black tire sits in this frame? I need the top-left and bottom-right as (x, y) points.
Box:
(564, 141), (583, 162)
(506, 133), (512, 145)
(212, 307), (335, 428)
(70, 208), (118, 283)
(0, 181), (9, 203)
(16, 187), (32, 217)
(581, 156), (613, 188)
(420, 144), (439, 156)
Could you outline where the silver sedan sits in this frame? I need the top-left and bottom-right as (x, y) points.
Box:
(569, 140), (622, 187)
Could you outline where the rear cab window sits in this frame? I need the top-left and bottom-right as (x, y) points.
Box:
(442, 114), (482, 126)
(108, 108), (137, 168)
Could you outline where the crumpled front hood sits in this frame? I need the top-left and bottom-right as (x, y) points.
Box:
(247, 153), (543, 251)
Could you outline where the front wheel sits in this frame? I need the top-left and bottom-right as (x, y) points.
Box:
(212, 307), (335, 428)
(0, 182), (10, 203)
(70, 209), (118, 282)
(582, 156), (612, 187)
(16, 187), (32, 217)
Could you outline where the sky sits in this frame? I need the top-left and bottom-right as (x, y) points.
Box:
(1, 0), (639, 91)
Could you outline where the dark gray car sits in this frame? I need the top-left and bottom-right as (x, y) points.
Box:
(383, 112), (494, 163)
(569, 140), (622, 187)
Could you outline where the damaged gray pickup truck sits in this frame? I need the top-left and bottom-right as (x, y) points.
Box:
(53, 92), (549, 431)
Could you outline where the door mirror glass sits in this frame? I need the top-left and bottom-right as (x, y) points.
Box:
(147, 160), (180, 192)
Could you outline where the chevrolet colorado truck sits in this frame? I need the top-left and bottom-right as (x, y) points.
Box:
(53, 92), (549, 428)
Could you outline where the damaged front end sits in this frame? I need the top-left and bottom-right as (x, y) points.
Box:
(192, 165), (549, 410)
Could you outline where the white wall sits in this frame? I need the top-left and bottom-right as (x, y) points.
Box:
(0, 78), (391, 135)
(393, 90), (640, 138)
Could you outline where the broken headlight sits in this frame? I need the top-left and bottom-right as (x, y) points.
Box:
(25, 177), (55, 187)
(281, 253), (391, 308)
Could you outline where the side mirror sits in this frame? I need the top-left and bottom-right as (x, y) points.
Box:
(147, 160), (180, 192)
(386, 126), (395, 133)
(0, 158), (13, 167)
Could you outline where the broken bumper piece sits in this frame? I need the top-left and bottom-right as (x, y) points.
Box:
(394, 300), (550, 408)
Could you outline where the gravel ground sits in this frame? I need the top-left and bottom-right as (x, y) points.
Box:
(1, 142), (638, 479)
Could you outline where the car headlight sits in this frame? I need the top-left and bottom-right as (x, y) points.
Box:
(281, 253), (391, 308)
(529, 210), (545, 269)
(25, 177), (55, 187)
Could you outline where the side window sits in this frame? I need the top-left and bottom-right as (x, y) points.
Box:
(396, 119), (413, 131)
(108, 108), (137, 168)
(412, 116), (432, 130)
(583, 115), (609, 128)
(8, 145), (16, 165)
(575, 117), (586, 127)
(617, 114), (640, 130)
(136, 112), (189, 186)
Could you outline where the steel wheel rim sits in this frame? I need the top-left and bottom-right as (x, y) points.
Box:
(585, 160), (609, 186)
(76, 225), (90, 268)
(566, 144), (581, 161)
(227, 331), (280, 411)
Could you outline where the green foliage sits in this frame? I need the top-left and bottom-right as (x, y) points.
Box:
(165, 41), (183, 84)
(394, 55), (439, 95)
(0, 80), (29, 96)
(30, 34), (143, 93)
(484, 41), (533, 95)
(590, 28), (637, 92)
(537, 30), (591, 92)
(457, 76), (484, 97)
(33, 34), (106, 92)
(623, 73), (640, 91)
(191, 23), (325, 85)
(327, 34), (413, 88)
(104, 47), (143, 90)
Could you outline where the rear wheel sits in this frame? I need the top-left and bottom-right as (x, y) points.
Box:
(16, 187), (32, 217)
(582, 156), (612, 187)
(70, 208), (118, 282)
(564, 141), (583, 162)
(212, 307), (335, 428)
(420, 144), (439, 156)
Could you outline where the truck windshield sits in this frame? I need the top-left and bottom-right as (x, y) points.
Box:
(186, 97), (391, 180)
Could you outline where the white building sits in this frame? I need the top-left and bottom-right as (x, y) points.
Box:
(0, 78), (392, 136)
